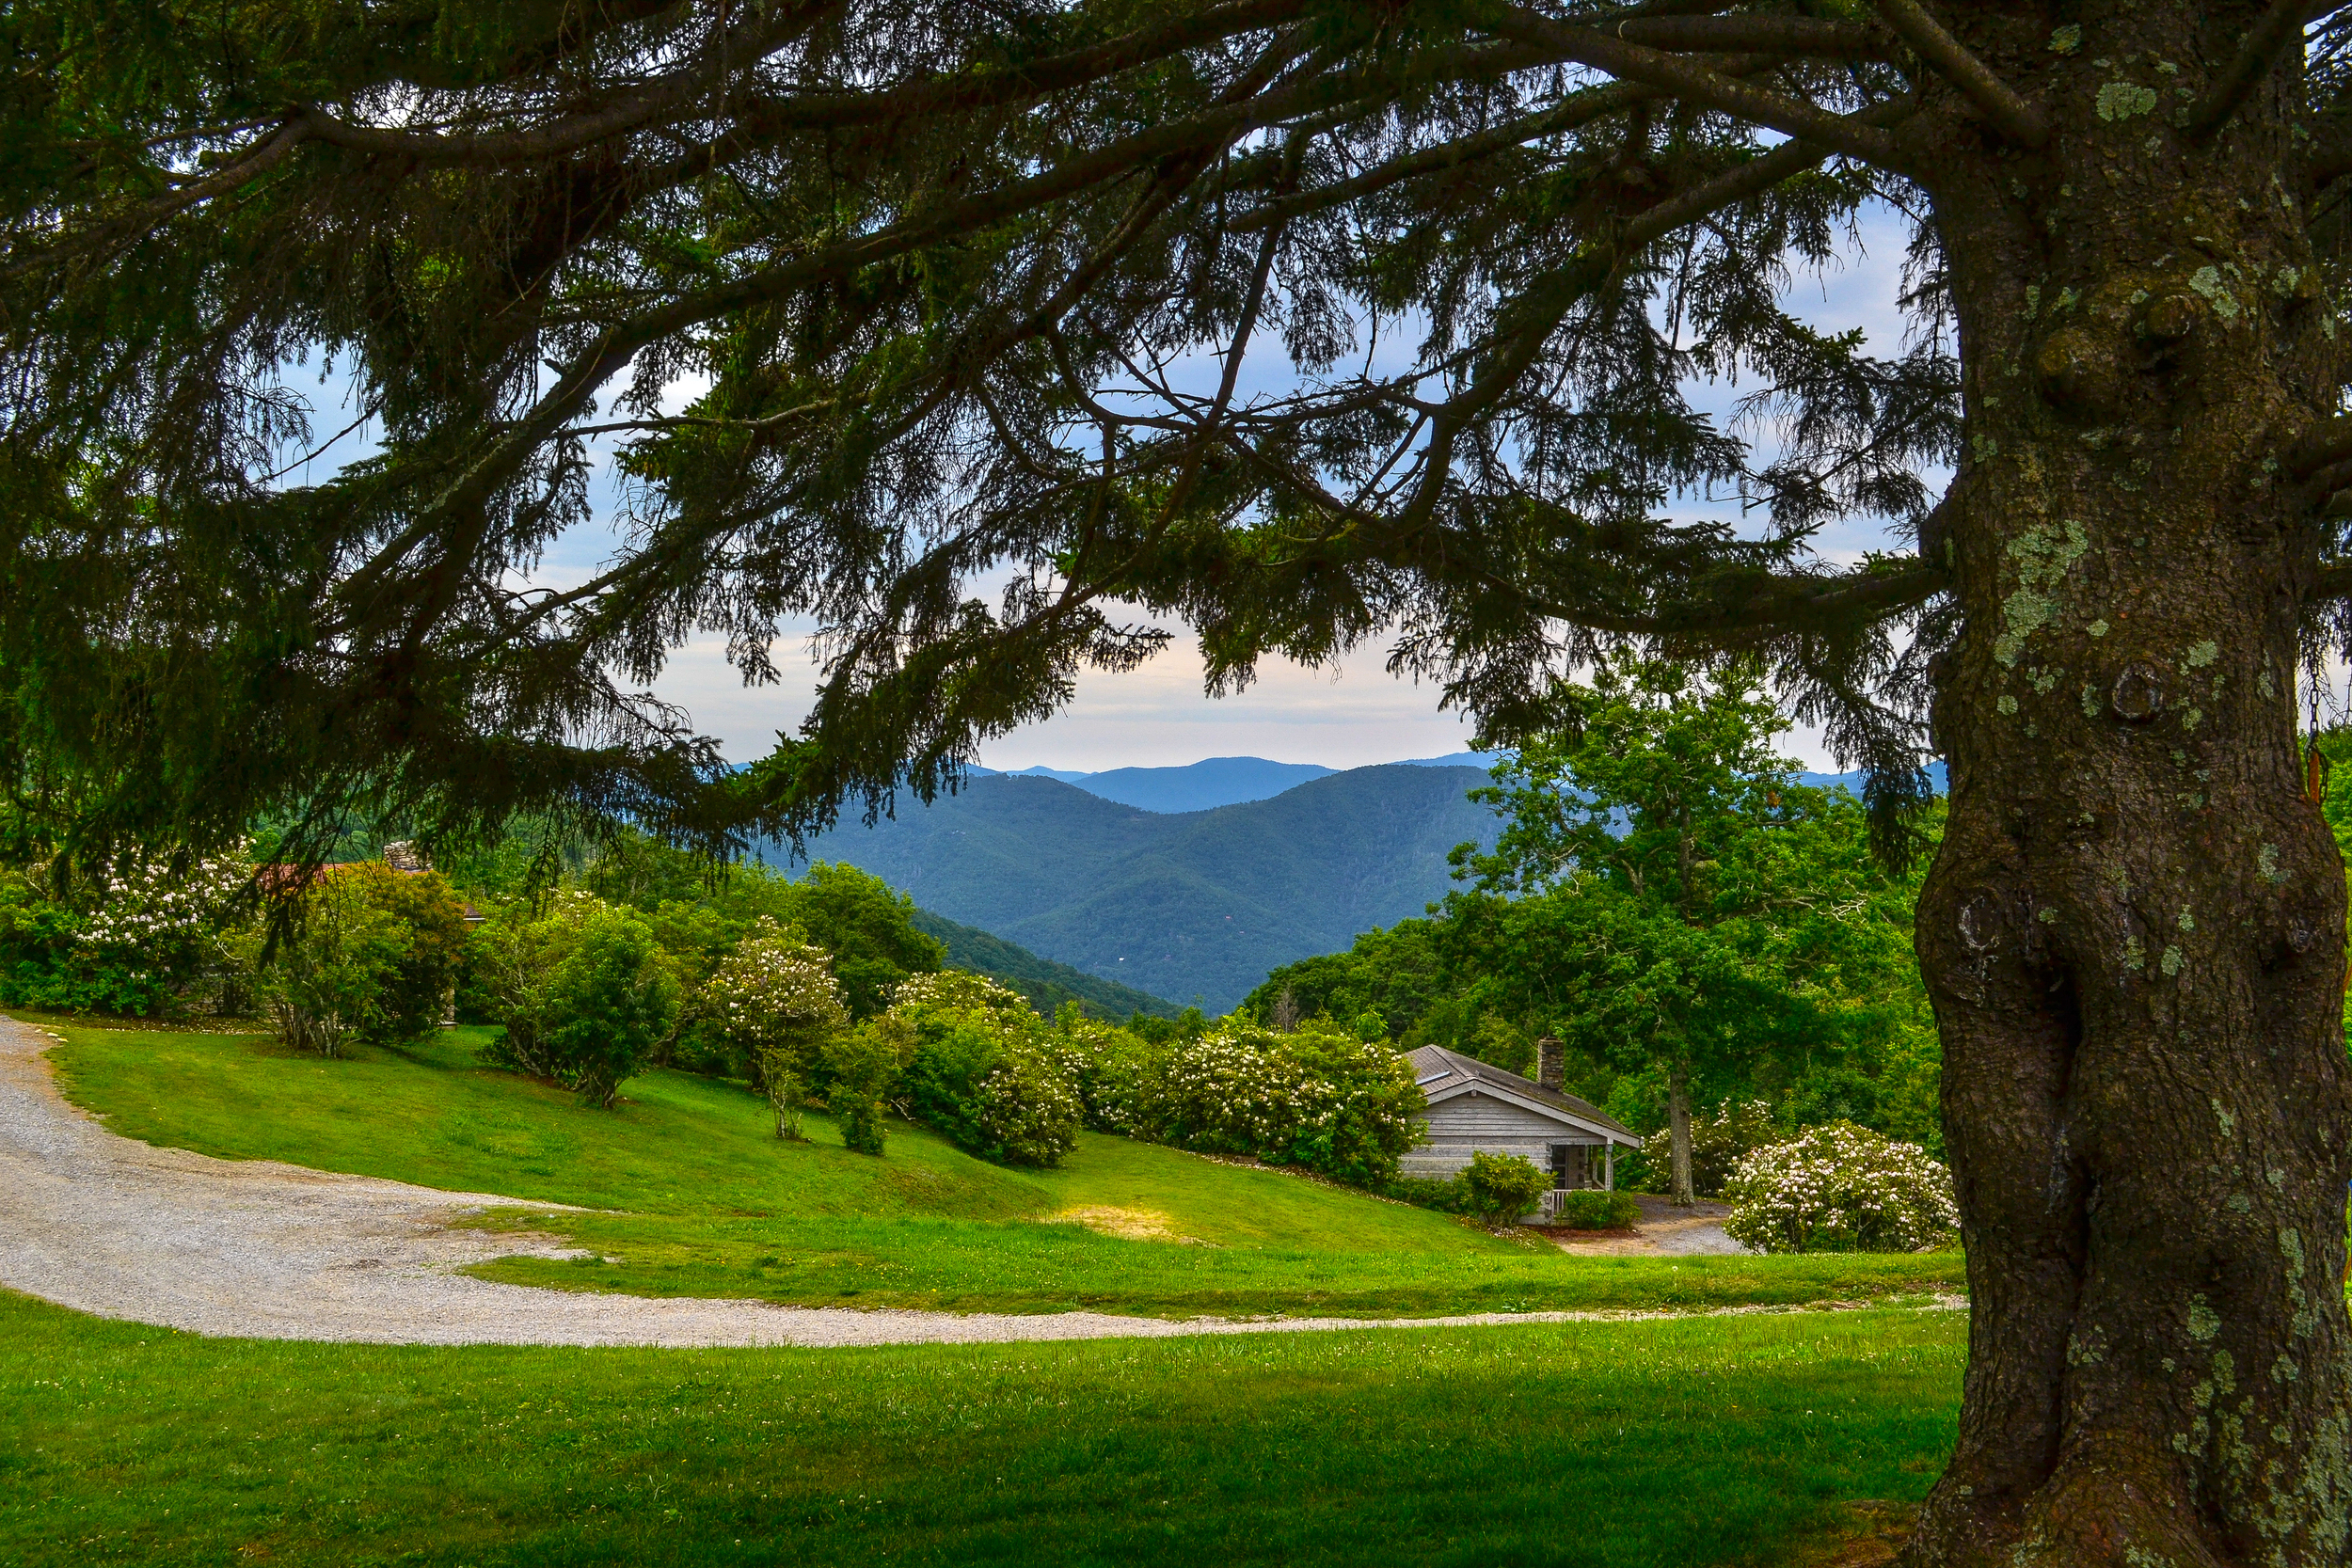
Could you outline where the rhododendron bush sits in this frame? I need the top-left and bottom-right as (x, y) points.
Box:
(0, 847), (252, 1016)
(1722, 1121), (1957, 1256)
(1142, 1020), (1422, 1187)
(697, 918), (849, 1137)
(890, 971), (1080, 1166)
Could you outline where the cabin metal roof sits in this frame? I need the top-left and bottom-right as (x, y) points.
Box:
(1405, 1044), (1642, 1146)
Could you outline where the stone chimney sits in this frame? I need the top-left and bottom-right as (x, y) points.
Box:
(1536, 1036), (1564, 1093)
(381, 840), (430, 873)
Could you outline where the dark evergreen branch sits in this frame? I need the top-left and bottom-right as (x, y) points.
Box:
(1602, 15), (1895, 61)
(298, 2), (839, 166)
(3, 116), (313, 277)
(1867, 0), (2049, 147)
(1480, 5), (1915, 173)
(1228, 77), (1657, 232)
(1224, 55), (1795, 233)
(2315, 562), (2352, 600)
(304, 0), (1309, 165)
(1526, 562), (1946, 638)
(2185, 0), (2320, 141)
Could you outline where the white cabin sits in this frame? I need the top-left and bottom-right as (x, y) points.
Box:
(1403, 1043), (1642, 1192)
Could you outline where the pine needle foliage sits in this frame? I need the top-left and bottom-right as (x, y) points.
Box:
(0, 0), (1991, 871)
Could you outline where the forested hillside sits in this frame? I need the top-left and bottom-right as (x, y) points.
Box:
(793, 765), (1497, 1010)
(909, 911), (1182, 1020)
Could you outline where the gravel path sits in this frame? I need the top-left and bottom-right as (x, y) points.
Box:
(1549, 1195), (1755, 1257)
(0, 1017), (1933, 1348)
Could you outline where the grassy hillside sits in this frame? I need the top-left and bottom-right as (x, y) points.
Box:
(39, 1020), (1963, 1317)
(911, 909), (1183, 1018)
(0, 1288), (1962, 1567)
(790, 764), (1499, 1009)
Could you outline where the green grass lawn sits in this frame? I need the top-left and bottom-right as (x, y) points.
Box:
(31, 1017), (1966, 1317)
(0, 1288), (1963, 1567)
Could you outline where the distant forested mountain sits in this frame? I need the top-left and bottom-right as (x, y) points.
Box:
(787, 765), (1499, 1010)
(909, 910), (1184, 1019)
(1049, 755), (1334, 813)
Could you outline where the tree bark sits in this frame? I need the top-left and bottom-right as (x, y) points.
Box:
(1667, 1054), (1694, 1206)
(1899, 9), (2352, 1563)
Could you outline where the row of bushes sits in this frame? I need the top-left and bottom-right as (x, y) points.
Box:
(698, 961), (1427, 1185)
(1411, 1121), (1955, 1254)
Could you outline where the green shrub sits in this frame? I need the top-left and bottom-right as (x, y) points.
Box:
(251, 872), (408, 1057)
(1144, 1020), (1422, 1186)
(827, 1085), (886, 1154)
(1462, 1151), (1549, 1227)
(818, 1024), (900, 1155)
(335, 862), (471, 1041)
(1550, 1190), (1642, 1230)
(695, 918), (850, 1117)
(469, 891), (605, 1077)
(539, 911), (682, 1107)
(1049, 1007), (1162, 1133)
(1385, 1174), (1469, 1213)
(1722, 1121), (1958, 1254)
(889, 972), (1079, 1166)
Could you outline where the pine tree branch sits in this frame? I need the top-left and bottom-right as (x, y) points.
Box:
(299, 1), (838, 166)
(1603, 15), (1895, 61)
(2317, 562), (2352, 601)
(1532, 562), (1948, 637)
(2, 117), (312, 277)
(1479, 6), (1915, 173)
(1227, 57), (1793, 233)
(1867, 0), (2049, 147)
(311, 0), (1313, 169)
(2185, 0), (2324, 142)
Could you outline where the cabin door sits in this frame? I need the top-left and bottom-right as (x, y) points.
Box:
(1549, 1145), (1586, 1190)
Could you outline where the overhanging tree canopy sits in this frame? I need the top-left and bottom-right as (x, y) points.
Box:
(9, 3), (2352, 1563)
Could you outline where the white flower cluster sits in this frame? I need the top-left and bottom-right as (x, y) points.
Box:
(1045, 1018), (1162, 1134)
(76, 847), (249, 956)
(974, 1047), (1085, 1165)
(1151, 1024), (1338, 1153)
(891, 969), (1029, 1018)
(1722, 1120), (1958, 1255)
(701, 918), (848, 1052)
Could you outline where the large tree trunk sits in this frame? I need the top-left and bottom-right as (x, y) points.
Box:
(1902, 16), (2352, 1563)
(1667, 1055), (1695, 1206)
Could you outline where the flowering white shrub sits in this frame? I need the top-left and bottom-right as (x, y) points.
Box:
(890, 969), (1031, 1020)
(1722, 1121), (1958, 1254)
(1047, 1016), (1158, 1133)
(78, 847), (250, 957)
(700, 918), (850, 1135)
(1146, 1023), (1321, 1155)
(1145, 1020), (1422, 1185)
(703, 919), (849, 1057)
(974, 1044), (1085, 1166)
(887, 968), (1079, 1165)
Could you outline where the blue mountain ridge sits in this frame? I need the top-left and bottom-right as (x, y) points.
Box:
(785, 764), (1500, 1011)
(820, 752), (1947, 1011)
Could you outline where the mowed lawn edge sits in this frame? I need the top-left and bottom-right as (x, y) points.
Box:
(0, 1287), (1964, 1568)
(26, 1016), (1966, 1318)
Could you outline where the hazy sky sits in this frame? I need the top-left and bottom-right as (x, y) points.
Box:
(278, 205), (1928, 774)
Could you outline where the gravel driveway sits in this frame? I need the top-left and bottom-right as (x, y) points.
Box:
(3, 1016), (1921, 1348)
